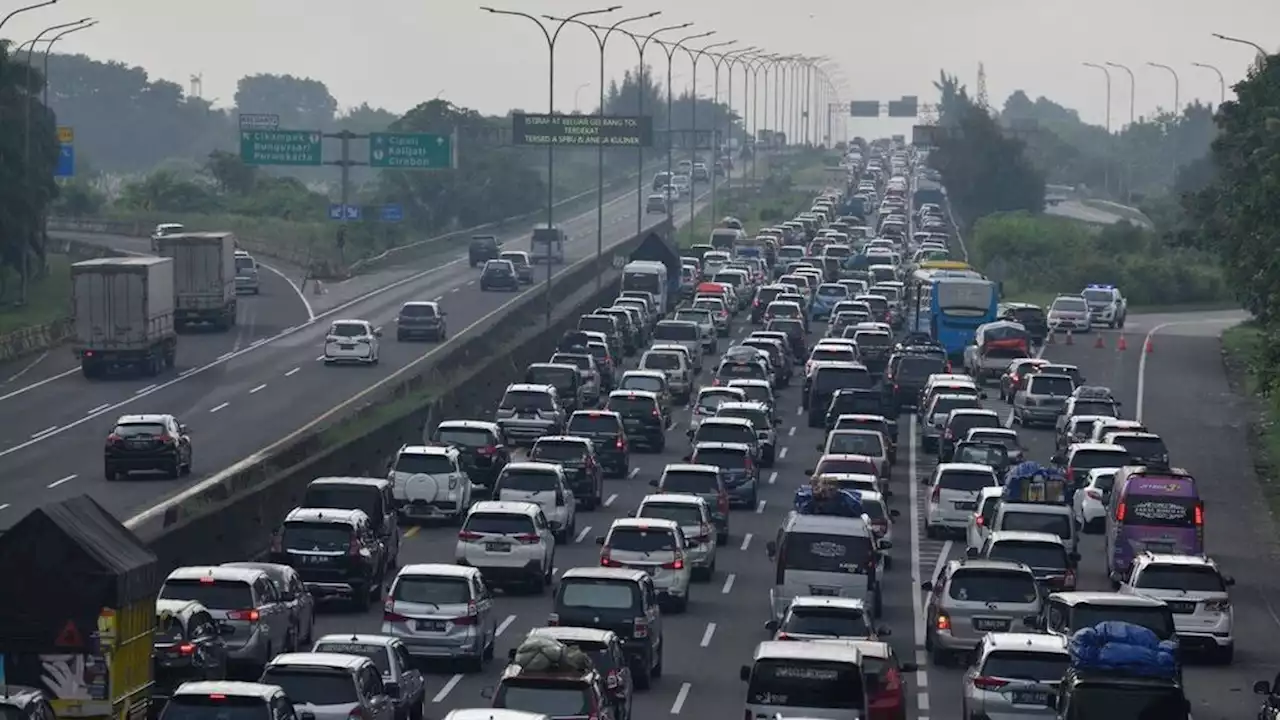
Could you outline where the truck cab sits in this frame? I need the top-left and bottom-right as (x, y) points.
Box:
(531, 226), (566, 264)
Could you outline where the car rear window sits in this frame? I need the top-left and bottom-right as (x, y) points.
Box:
(608, 527), (679, 552)
(494, 680), (590, 717)
(567, 414), (621, 434)
(394, 453), (454, 475)
(717, 362), (767, 380)
(639, 503), (704, 526)
(826, 432), (884, 456)
(938, 470), (997, 492)
(1071, 449), (1131, 470)
(947, 569), (1039, 603)
(661, 470), (719, 493)
(281, 522), (351, 552)
(896, 356), (946, 379)
(498, 469), (559, 492)
(999, 511), (1072, 540)
(1073, 400), (1117, 417)
(1029, 376), (1074, 396)
(531, 441), (588, 462)
(719, 408), (768, 430)
(692, 448), (749, 468)
(1113, 436), (1168, 458)
(695, 424), (755, 444)
(987, 540), (1068, 569)
(811, 349), (855, 363)
(465, 512), (536, 535)
(930, 396), (980, 416)
(114, 422), (166, 438)
(259, 668), (357, 705)
(400, 304), (435, 317)
(302, 485), (380, 523)
(642, 353), (681, 370)
(435, 427), (496, 448)
(391, 575), (472, 604)
(159, 578), (253, 610)
(814, 367), (874, 392)
(163, 696), (270, 720)
(854, 332), (891, 347)
(528, 367), (576, 388)
(501, 389), (554, 411)
(558, 579), (641, 610)
(654, 323), (698, 341)
(814, 457), (878, 475)
(311, 642), (391, 675)
(608, 396), (658, 415)
(1135, 565), (1225, 592)
(981, 651), (1069, 682)
(783, 606), (870, 637)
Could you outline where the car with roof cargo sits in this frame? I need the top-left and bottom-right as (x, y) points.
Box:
(550, 567), (664, 689)
(152, 598), (231, 707)
(509, 627), (633, 720)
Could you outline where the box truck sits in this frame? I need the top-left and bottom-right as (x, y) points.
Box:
(71, 256), (178, 378)
(153, 231), (238, 331)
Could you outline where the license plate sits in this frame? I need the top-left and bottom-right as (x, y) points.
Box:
(1167, 601), (1196, 614)
(339, 343), (354, 350)
(411, 619), (446, 632)
(973, 618), (1009, 631)
(953, 501), (976, 510)
(301, 555), (330, 564)
(485, 542), (512, 552)
(1012, 691), (1049, 706)
(1145, 542), (1174, 553)
(810, 587), (839, 596)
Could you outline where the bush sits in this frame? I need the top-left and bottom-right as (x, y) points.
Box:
(969, 211), (1231, 306)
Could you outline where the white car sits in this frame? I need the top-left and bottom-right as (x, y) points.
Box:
(387, 444), (473, 523)
(455, 501), (556, 592)
(323, 319), (380, 364)
(673, 308), (718, 352)
(491, 462), (577, 542)
(596, 517), (693, 612)
(925, 462), (1001, 539)
(635, 493), (718, 581)
(966, 486), (1006, 553)
(1072, 467), (1119, 533)
(1118, 553), (1235, 663)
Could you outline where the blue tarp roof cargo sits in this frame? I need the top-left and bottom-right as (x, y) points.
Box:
(795, 482), (863, 517)
(1003, 462), (1068, 503)
(1069, 621), (1178, 679)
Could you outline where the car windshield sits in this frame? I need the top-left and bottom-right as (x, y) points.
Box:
(782, 607), (870, 637)
(692, 448), (748, 469)
(501, 390), (554, 411)
(159, 579), (253, 609)
(608, 527), (678, 552)
(1069, 605), (1173, 639)
(696, 392), (740, 413)
(987, 540), (1067, 569)
(947, 569), (1039, 603)
(551, 354), (593, 371)
(393, 453), (454, 475)
(692, 301), (723, 314)
(642, 353), (681, 370)
(1135, 565), (1225, 592)
(1000, 512), (1072, 540)
(392, 575), (472, 605)
(981, 651), (1069, 682)
(558, 579), (640, 610)
(827, 432), (884, 456)
(499, 470), (559, 492)
(465, 513), (536, 535)
(311, 643), (391, 675)
(1083, 289), (1114, 303)
(747, 659), (865, 709)
(938, 470), (996, 492)
(436, 427), (495, 448)
(329, 322), (366, 338)
(639, 503), (704, 526)
(950, 415), (1001, 436)
(281, 522), (351, 552)
(259, 669), (357, 705)
(531, 442), (587, 462)
(661, 471), (718, 493)
(1052, 298), (1087, 312)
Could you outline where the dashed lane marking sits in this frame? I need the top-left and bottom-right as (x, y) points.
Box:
(788, 426), (796, 437)
(217, 352), (233, 361)
(87, 403), (110, 415)
(778, 447), (789, 460)
(403, 526), (420, 539)
(30, 426), (57, 439)
(285, 367), (300, 377)
(47, 474), (76, 488)
(496, 614), (516, 636)
(432, 295), (443, 301)
(431, 674), (462, 703)
(740, 532), (753, 551)
(908, 415), (933, 720)
(670, 683), (691, 714)
(574, 525), (592, 544)
(756, 500), (767, 514)
(250, 384), (267, 394)
(721, 573), (735, 594)
(0, 503), (9, 511)
(700, 623), (716, 647)
(135, 384), (157, 395)
(209, 402), (229, 413)
(314, 355), (325, 362)
(628, 467), (639, 479)
(604, 493), (617, 507)
(768, 471), (777, 485)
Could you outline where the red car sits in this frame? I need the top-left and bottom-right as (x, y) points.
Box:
(846, 640), (917, 720)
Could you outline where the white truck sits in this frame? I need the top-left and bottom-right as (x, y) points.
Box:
(622, 260), (670, 316)
(71, 256), (178, 378)
(153, 232), (238, 331)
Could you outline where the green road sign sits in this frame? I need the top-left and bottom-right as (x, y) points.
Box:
(849, 101), (880, 117)
(888, 97), (918, 117)
(369, 132), (453, 169)
(239, 129), (322, 166)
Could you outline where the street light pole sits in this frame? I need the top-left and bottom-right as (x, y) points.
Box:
(743, 55), (767, 180)
(1105, 62), (1136, 204)
(546, 11), (658, 291)
(677, 39), (736, 230)
(1212, 33), (1269, 71)
(656, 31), (715, 225)
(1191, 62), (1226, 106)
(704, 45), (755, 222)
(717, 47), (759, 204)
(0, 0), (56, 32)
(1146, 61), (1181, 181)
(481, 5), (619, 326)
(1082, 62), (1112, 195)
(43, 20), (95, 108)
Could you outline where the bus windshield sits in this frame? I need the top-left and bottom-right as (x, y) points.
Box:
(935, 280), (995, 318)
(623, 271), (661, 294)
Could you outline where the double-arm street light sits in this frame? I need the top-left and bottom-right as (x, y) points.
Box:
(711, 47), (759, 212)
(481, 5), (620, 325)
(1082, 62), (1112, 195)
(545, 10), (659, 291)
(1104, 62), (1136, 204)
(654, 30), (714, 220)
(671, 38), (736, 228)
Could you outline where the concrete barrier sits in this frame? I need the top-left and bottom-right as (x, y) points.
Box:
(128, 221), (672, 569)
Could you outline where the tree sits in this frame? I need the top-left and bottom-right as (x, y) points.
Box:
(52, 178), (106, 216)
(234, 73), (337, 131)
(0, 42), (60, 289)
(204, 150), (257, 195)
(928, 72), (1045, 228)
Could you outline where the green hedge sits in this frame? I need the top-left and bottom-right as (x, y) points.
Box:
(969, 211), (1230, 306)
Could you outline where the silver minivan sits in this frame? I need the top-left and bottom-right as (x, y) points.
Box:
(766, 512), (888, 622)
(921, 558), (1044, 665)
(597, 518), (694, 612)
(381, 563), (497, 670)
(491, 462), (576, 542)
(159, 565), (292, 675)
(925, 462), (1001, 539)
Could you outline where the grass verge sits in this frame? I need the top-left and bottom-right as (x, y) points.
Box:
(1220, 321), (1280, 524)
(0, 254), (71, 335)
(674, 187), (812, 248)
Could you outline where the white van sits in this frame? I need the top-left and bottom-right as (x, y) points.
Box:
(622, 260), (670, 316)
(765, 511), (888, 622)
(740, 640), (870, 720)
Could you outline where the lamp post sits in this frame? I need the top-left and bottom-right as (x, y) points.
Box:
(1082, 62), (1112, 195)
(1191, 62), (1226, 106)
(716, 47), (759, 205)
(545, 11), (658, 291)
(481, 5), (619, 325)
(1146, 61), (1181, 181)
(0, 0), (56, 32)
(742, 54), (769, 180)
(674, 39), (736, 229)
(1212, 33), (1269, 71)
(655, 31), (715, 223)
(1105, 62), (1136, 204)
(705, 45), (757, 219)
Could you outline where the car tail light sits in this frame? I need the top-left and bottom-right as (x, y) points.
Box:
(1116, 501), (1126, 522)
(477, 445), (497, 456)
(348, 709), (367, 720)
(452, 614), (478, 626)
(458, 530), (483, 541)
(935, 613), (951, 631)
(633, 617), (649, 638)
(944, 430), (953, 440)
(1063, 569), (1076, 587)
(209, 695), (226, 701)
(718, 492), (729, 513)
(270, 532), (283, 553)
(600, 550), (623, 567)
(157, 433), (174, 444)
(547, 613), (560, 626)
(515, 533), (540, 544)
(348, 534), (361, 556)
(1085, 488), (1102, 500)
(106, 433), (123, 446)
(652, 407), (661, 417)
(606, 669), (621, 688)
(931, 486), (940, 503)
(384, 610), (408, 623)
(882, 665), (902, 693)
(1195, 503), (1204, 526)
(974, 513), (984, 527)
(227, 609), (260, 622)
(176, 643), (195, 656)
(972, 676), (1009, 691)
(1206, 599), (1231, 612)
(663, 558), (685, 570)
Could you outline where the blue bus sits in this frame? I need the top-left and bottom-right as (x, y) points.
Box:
(929, 276), (999, 358)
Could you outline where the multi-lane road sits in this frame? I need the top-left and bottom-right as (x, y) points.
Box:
(0, 180), (714, 527)
(292, 305), (1268, 720)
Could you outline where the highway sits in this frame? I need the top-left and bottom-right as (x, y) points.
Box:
(0, 180), (714, 527)
(1045, 199), (1132, 225)
(297, 306), (1268, 720)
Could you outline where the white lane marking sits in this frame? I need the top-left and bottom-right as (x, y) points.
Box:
(788, 426), (796, 437)
(628, 467), (639, 479)
(135, 384), (157, 395)
(740, 532), (753, 550)
(249, 384), (267, 394)
(315, 355), (325, 362)
(908, 415), (932, 717)
(700, 623), (716, 647)
(180, 368), (196, 377)
(0, 360), (76, 401)
(574, 525), (592, 544)
(218, 352), (233, 361)
(0, 503), (9, 511)
(778, 447), (788, 460)
(87, 403), (110, 415)
(450, 287), (460, 293)
(795, 407), (803, 416)
(756, 500), (766, 514)
(47, 474), (77, 488)
(604, 493), (617, 507)
(285, 367), (300, 377)
(251, 338), (269, 348)
(932, 540), (953, 583)
(466, 280), (476, 286)
(496, 614), (516, 637)
(431, 674), (462, 703)
(432, 295), (443, 302)
(669, 683), (691, 714)
(721, 573), (735, 594)
(209, 402), (230, 413)
(768, 471), (777, 485)
(1135, 317), (1241, 423)
(260, 260), (315, 321)
(3, 351), (48, 385)
(30, 425), (57, 439)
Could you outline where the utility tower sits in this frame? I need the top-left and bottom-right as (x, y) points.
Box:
(189, 73), (203, 99)
(976, 62), (989, 111)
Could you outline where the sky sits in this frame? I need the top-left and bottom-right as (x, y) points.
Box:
(3, 0), (1276, 139)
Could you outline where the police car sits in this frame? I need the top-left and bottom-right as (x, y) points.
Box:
(1081, 284), (1127, 328)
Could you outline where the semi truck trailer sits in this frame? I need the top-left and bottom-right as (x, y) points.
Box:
(71, 256), (178, 378)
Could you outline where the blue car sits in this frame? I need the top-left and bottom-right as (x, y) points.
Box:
(689, 441), (760, 508)
(810, 283), (852, 321)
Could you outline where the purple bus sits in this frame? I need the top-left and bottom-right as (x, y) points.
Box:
(1104, 467), (1204, 584)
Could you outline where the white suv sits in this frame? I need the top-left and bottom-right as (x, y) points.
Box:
(596, 518), (693, 612)
(387, 445), (472, 523)
(455, 501), (556, 593)
(323, 319), (381, 365)
(925, 463), (1001, 539)
(1119, 552), (1236, 663)
(490, 462), (577, 542)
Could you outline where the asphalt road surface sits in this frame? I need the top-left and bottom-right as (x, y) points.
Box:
(294, 306), (1268, 720)
(1044, 199), (1132, 225)
(0, 183), (711, 527)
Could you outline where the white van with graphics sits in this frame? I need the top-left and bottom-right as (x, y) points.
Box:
(765, 510), (888, 622)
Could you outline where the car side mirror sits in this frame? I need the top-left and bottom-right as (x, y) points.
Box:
(876, 626), (891, 637)
(765, 540), (778, 558)
(480, 687), (495, 700)
(919, 581), (933, 591)
(626, 510), (636, 517)
(1046, 696), (1058, 711)
(878, 539), (892, 550)
(764, 620), (779, 632)
(1051, 454), (1064, 465)
(1069, 552), (1081, 563)
(179, 424), (189, 434)
(965, 547), (979, 558)
(1225, 575), (1236, 586)
(375, 329), (383, 337)
(889, 509), (901, 518)
(648, 479), (659, 487)
(1254, 680), (1271, 695)
(595, 536), (605, 545)
(739, 665), (751, 682)
(979, 392), (988, 399)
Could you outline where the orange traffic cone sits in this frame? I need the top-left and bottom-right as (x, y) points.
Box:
(1065, 331), (1074, 346)
(1117, 335), (1128, 351)
(1144, 338), (1154, 354)
(1094, 334), (1106, 349)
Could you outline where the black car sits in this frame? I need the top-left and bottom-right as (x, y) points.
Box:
(530, 436), (604, 509)
(270, 507), (387, 610)
(430, 419), (512, 489)
(605, 390), (666, 452)
(806, 364), (875, 427)
(764, 318), (807, 359)
(469, 234), (502, 267)
(1000, 302), (1049, 342)
(395, 301), (446, 341)
(480, 259), (520, 291)
(104, 413), (193, 480)
(553, 568), (664, 691)
(825, 388), (888, 429)
(302, 476), (400, 568)
(885, 351), (949, 411)
(152, 599), (228, 714)
(566, 410), (631, 477)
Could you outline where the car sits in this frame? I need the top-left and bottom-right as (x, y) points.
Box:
(925, 463), (1001, 539)
(233, 250), (260, 294)
(262, 653), (394, 720)
(311, 634), (428, 718)
(152, 599), (230, 704)
(158, 565), (295, 675)
(480, 259), (520, 290)
(972, 530), (1078, 591)
(1119, 552), (1235, 663)
(605, 389), (666, 452)
(491, 462), (577, 542)
(551, 567), (665, 689)
(456, 501), (557, 593)
(687, 440), (758, 508)
(921, 558), (1044, 665)
(716, 401), (779, 467)
(323, 319), (381, 364)
(104, 413), (193, 480)
(529, 435), (605, 510)
(395, 301), (447, 341)
(500, 250), (535, 284)
(161, 682), (291, 720)
(597, 518), (693, 612)
(469, 234), (502, 267)
(380, 563), (498, 671)
(494, 383), (565, 446)
(220, 561), (316, 648)
(387, 444), (473, 523)
(428, 419), (512, 491)
(764, 596), (889, 642)
(269, 507), (388, 609)
(1072, 467), (1119, 533)
(961, 633), (1070, 719)
(565, 409), (631, 478)
(514, 627), (634, 720)
(634, 493), (718, 581)
(651, 463), (731, 546)
(645, 193), (670, 214)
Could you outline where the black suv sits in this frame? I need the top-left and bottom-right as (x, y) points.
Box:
(825, 388), (887, 429)
(104, 413), (193, 480)
(469, 234), (502, 267)
(430, 420), (512, 490)
(271, 507), (387, 609)
(480, 259), (520, 291)
(302, 477), (400, 568)
(553, 567), (664, 691)
(605, 390), (665, 452)
(885, 350), (949, 411)
(565, 410), (631, 478)
(530, 436), (604, 509)
(1000, 302), (1049, 343)
(395, 301), (447, 341)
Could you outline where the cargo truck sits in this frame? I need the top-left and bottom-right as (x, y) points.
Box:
(153, 232), (237, 331)
(71, 257), (178, 379)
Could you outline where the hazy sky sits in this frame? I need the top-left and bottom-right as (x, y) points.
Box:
(4, 0), (1275, 137)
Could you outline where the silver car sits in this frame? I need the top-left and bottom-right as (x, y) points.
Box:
(159, 565), (293, 674)
(1046, 295), (1091, 333)
(494, 383), (565, 445)
(635, 493), (718, 581)
(962, 633), (1069, 719)
(381, 563), (497, 670)
(222, 561), (316, 649)
(1012, 373), (1076, 428)
(921, 558), (1043, 664)
(597, 518), (693, 612)
(262, 653), (395, 720)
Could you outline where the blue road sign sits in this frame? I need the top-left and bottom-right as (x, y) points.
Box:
(55, 145), (74, 177)
(380, 204), (403, 223)
(328, 204), (361, 221)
